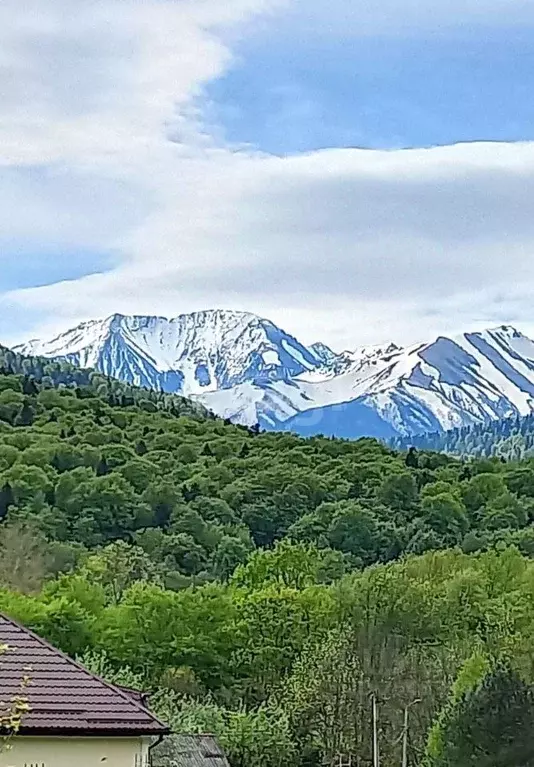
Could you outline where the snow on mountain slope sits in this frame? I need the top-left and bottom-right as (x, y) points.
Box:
(15, 310), (323, 397)
(343, 342), (403, 366)
(309, 342), (339, 367)
(197, 325), (534, 437)
(16, 313), (534, 441)
(197, 338), (407, 425)
(274, 325), (534, 438)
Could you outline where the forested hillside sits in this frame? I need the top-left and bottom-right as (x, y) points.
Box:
(0, 345), (208, 420)
(4, 353), (534, 582)
(3, 353), (534, 764)
(393, 412), (534, 460)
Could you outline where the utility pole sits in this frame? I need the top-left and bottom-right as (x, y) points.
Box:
(401, 699), (421, 767)
(371, 694), (379, 767)
(401, 706), (409, 767)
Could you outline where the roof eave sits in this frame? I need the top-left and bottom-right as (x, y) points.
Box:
(17, 725), (171, 738)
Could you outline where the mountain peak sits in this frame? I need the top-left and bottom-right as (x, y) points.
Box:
(309, 341), (339, 365)
(14, 310), (322, 397)
(14, 314), (534, 441)
(487, 324), (522, 338)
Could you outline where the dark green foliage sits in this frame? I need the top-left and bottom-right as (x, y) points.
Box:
(393, 412), (534, 460)
(0, 483), (14, 519)
(429, 664), (534, 767)
(4, 349), (534, 584)
(0, 345), (208, 421)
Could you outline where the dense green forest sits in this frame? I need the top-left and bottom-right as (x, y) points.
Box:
(393, 412), (534, 460)
(4, 360), (534, 582)
(3, 349), (534, 764)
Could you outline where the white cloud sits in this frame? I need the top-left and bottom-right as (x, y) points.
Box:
(0, 0), (286, 168)
(2, 0), (534, 351)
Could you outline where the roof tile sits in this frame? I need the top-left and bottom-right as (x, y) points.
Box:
(0, 613), (168, 735)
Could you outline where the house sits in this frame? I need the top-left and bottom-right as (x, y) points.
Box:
(151, 735), (231, 767)
(0, 613), (169, 767)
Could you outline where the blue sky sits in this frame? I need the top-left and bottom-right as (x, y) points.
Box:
(204, 25), (534, 154)
(0, 248), (115, 342)
(2, 0), (534, 349)
(0, 250), (114, 293)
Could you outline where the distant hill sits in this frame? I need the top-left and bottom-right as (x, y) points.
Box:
(392, 412), (534, 460)
(0, 344), (209, 421)
(3, 341), (534, 590)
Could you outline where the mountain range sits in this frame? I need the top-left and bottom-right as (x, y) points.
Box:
(15, 311), (534, 440)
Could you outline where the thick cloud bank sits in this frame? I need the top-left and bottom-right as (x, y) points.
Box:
(1, 0), (533, 349)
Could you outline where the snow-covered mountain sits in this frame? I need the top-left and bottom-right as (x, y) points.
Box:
(15, 311), (325, 397)
(15, 314), (534, 440)
(197, 325), (534, 438)
(277, 326), (534, 438)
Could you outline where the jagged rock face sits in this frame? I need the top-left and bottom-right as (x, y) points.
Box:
(16, 310), (323, 396)
(17, 316), (534, 440)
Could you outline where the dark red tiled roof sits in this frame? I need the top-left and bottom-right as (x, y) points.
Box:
(0, 613), (168, 735)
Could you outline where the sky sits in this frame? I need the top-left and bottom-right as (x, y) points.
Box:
(1, 0), (534, 351)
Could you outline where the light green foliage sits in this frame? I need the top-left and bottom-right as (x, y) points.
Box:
(150, 693), (296, 767)
(79, 541), (164, 603)
(0, 642), (31, 752)
(77, 649), (146, 690)
(233, 541), (326, 590)
(451, 652), (491, 699)
(2, 544), (534, 765)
